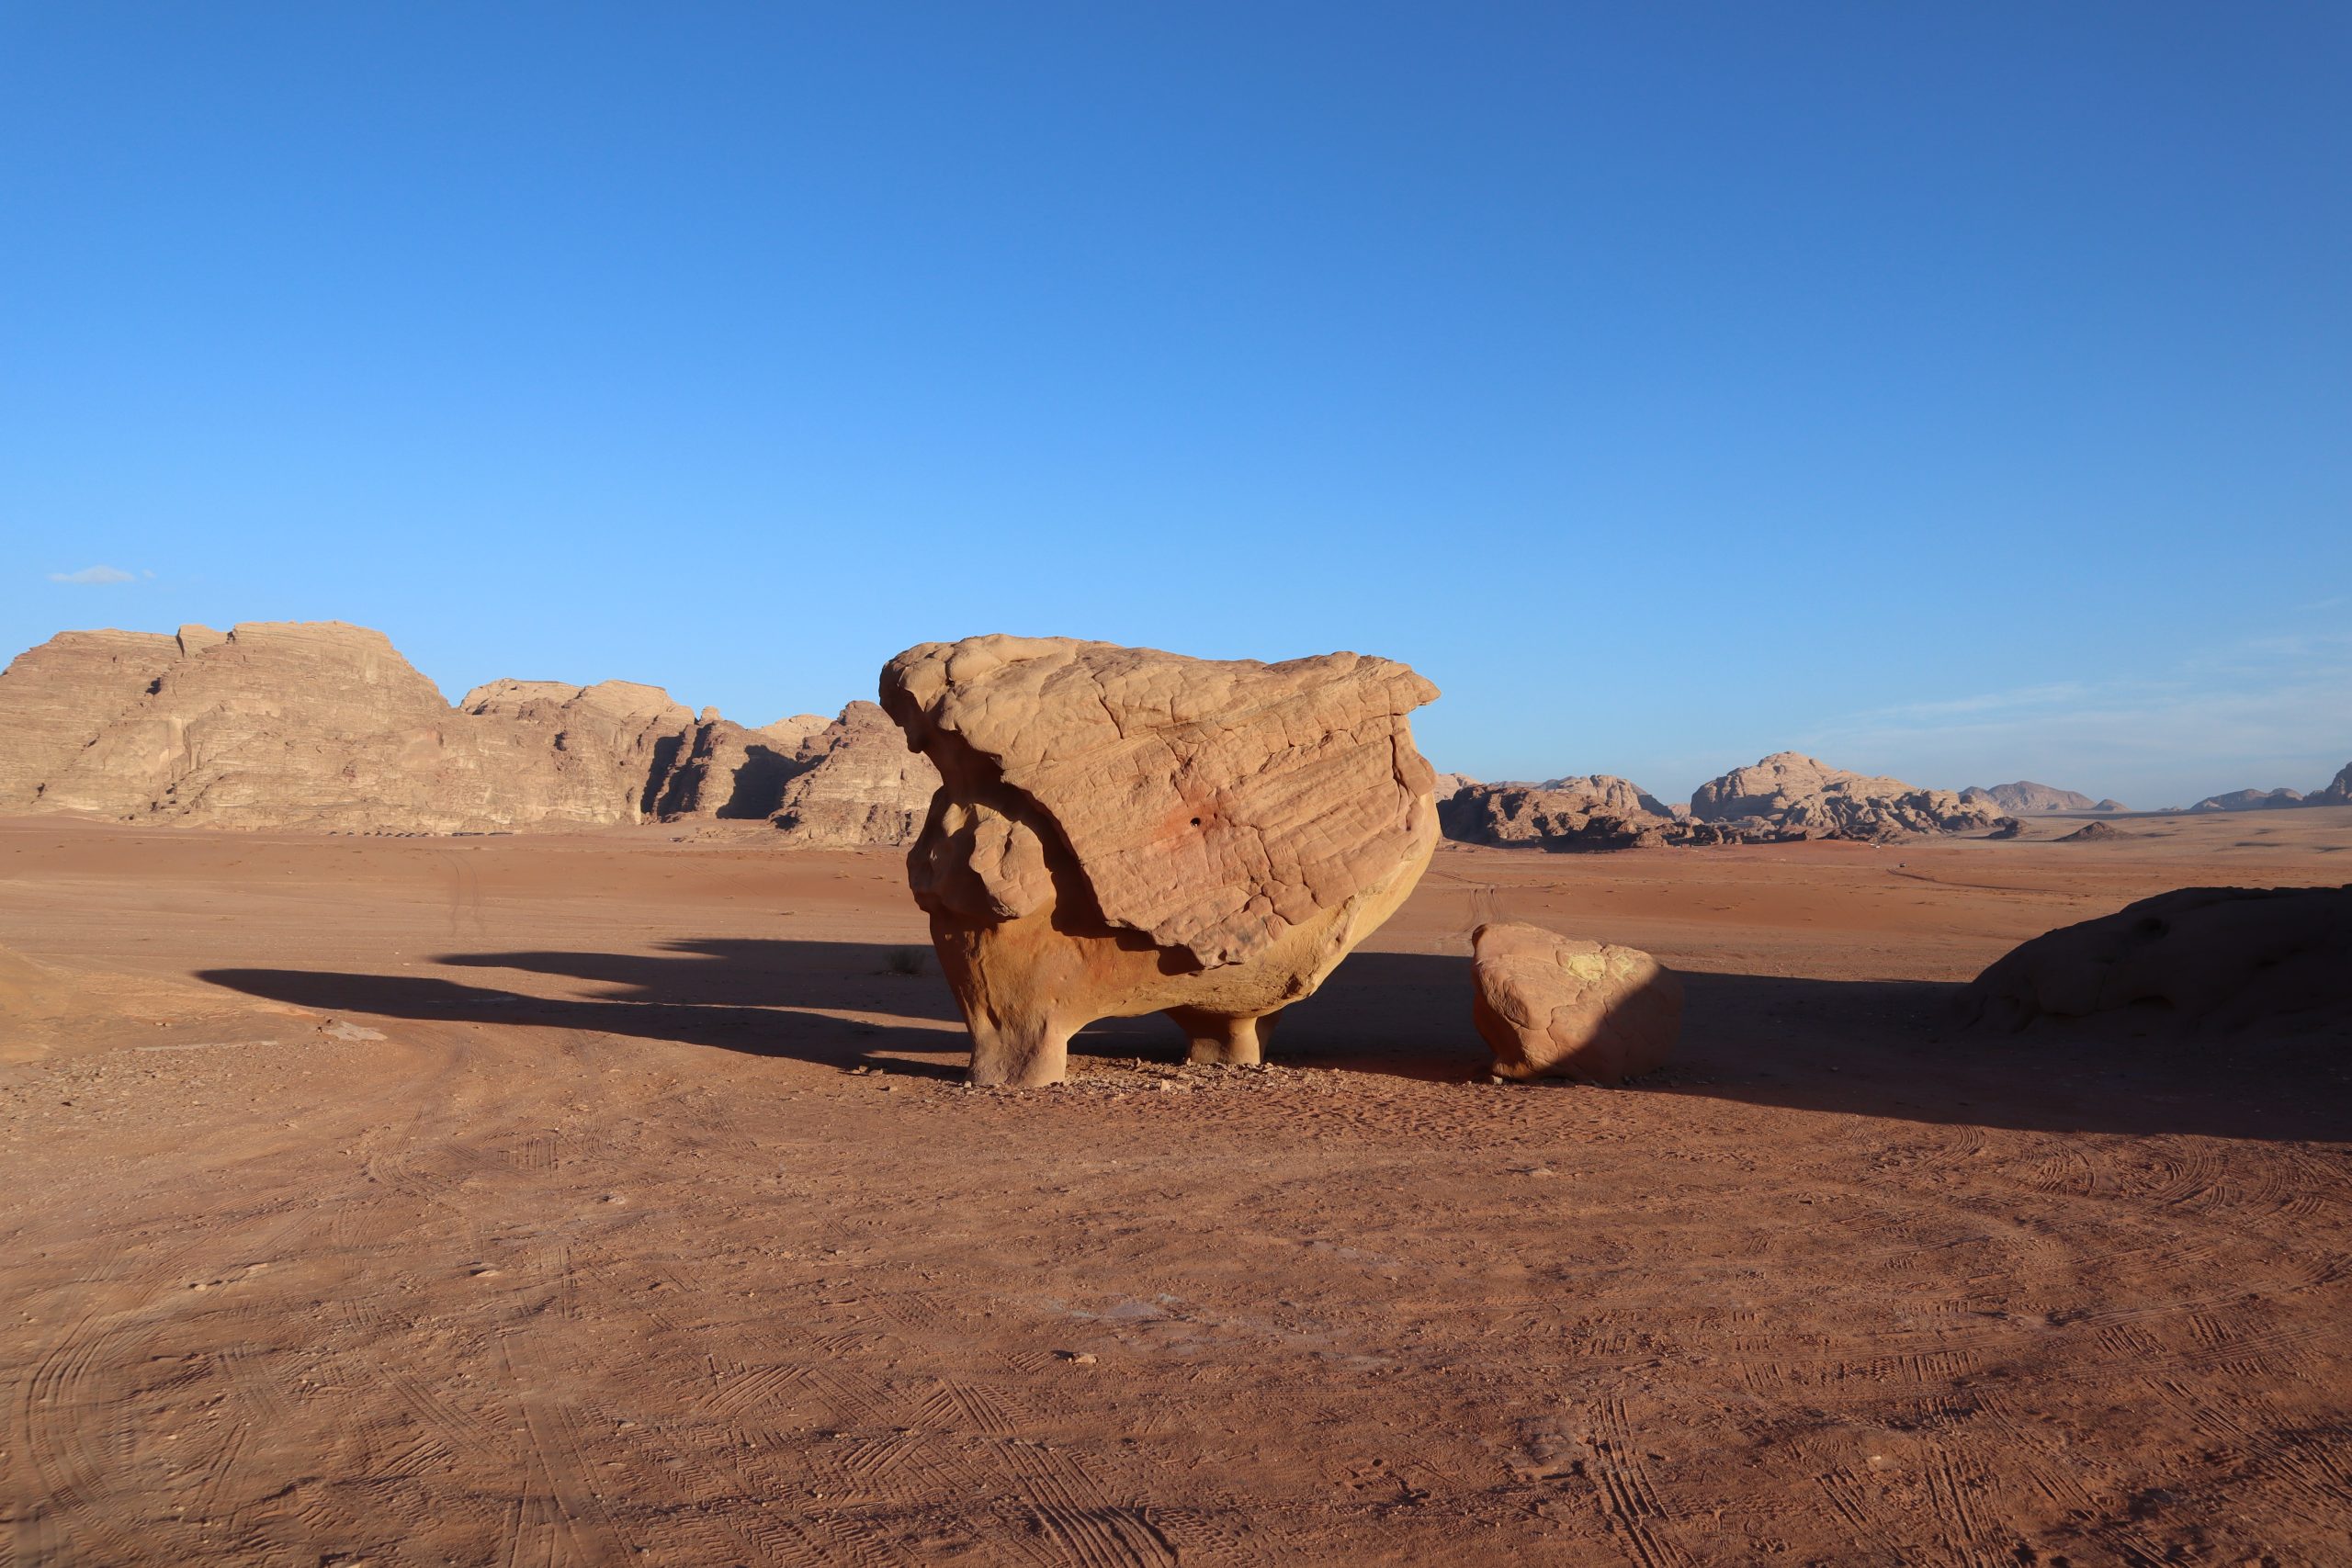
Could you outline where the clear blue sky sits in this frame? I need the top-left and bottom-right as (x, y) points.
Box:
(4, 4), (2346, 807)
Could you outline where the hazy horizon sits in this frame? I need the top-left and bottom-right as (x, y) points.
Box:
(6, 7), (2345, 812)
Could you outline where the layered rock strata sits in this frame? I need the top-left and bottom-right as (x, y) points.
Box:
(880, 634), (1439, 1086)
(771, 701), (940, 847)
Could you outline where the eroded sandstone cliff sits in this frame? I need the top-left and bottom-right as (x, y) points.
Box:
(0, 621), (934, 840)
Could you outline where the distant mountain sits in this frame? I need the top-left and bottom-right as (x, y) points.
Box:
(1690, 752), (2008, 840)
(0, 620), (934, 840)
(2191, 788), (2306, 813)
(1960, 781), (2110, 815)
(1540, 776), (1677, 817)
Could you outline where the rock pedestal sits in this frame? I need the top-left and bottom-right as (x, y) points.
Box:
(879, 635), (1440, 1086)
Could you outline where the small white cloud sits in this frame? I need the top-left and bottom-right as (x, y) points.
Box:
(47, 565), (135, 584)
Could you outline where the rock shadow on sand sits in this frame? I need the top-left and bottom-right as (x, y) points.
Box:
(198, 942), (2348, 1140)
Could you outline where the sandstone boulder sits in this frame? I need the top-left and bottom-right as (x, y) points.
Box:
(1471, 921), (1680, 1084)
(1958, 885), (2352, 1037)
(879, 635), (1439, 1085)
(1690, 752), (2009, 840)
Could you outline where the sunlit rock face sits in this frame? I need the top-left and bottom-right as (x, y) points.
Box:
(1690, 751), (2010, 840)
(879, 634), (1440, 1086)
(1471, 921), (1681, 1084)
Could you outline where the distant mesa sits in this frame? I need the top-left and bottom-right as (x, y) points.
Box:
(2191, 787), (2305, 813)
(1438, 750), (2016, 851)
(1540, 776), (1678, 818)
(1689, 751), (2010, 842)
(2179, 756), (2352, 812)
(0, 620), (933, 842)
(1959, 884), (2352, 1038)
(1961, 781), (2111, 815)
(1439, 778), (1760, 851)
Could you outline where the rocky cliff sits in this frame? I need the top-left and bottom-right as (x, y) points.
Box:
(1439, 777), (1782, 851)
(0, 621), (935, 840)
(1690, 752), (2011, 840)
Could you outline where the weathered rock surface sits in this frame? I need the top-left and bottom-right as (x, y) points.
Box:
(1959, 885), (2352, 1037)
(1690, 752), (2011, 840)
(771, 701), (940, 846)
(2192, 788), (2305, 813)
(880, 634), (1439, 1086)
(0, 628), (186, 809)
(1471, 921), (1680, 1084)
(644, 715), (802, 821)
(460, 676), (701, 824)
(1962, 781), (2106, 815)
(1542, 776), (1678, 817)
(759, 714), (832, 753)
(0, 621), (929, 842)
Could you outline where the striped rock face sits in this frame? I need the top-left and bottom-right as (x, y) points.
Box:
(880, 635), (1440, 1087)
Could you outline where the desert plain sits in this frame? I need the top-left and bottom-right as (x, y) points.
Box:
(2, 807), (2347, 1566)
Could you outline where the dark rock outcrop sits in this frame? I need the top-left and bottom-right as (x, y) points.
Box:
(1959, 885), (2352, 1036)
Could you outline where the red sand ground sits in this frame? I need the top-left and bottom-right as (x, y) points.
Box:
(2, 809), (2347, 1565)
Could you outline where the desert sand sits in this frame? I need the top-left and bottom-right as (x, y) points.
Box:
(3, 807), (2348, 1565)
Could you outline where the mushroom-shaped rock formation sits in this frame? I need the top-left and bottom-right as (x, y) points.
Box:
(878, 635), (1441, 1086)
(1471, 922), (1682, 1084)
